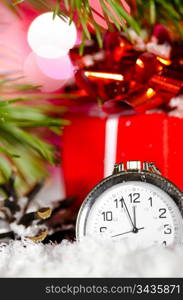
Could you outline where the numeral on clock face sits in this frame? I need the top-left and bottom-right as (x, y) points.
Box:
(100, 227), (107, 232)
(129, 193), (140, 203)
(159, 208), (167, 218)
(114, 198), (123, 208)
(148, 197), (153, 207)
(101, 211), (113, 221)
(164, 224), (172, 234)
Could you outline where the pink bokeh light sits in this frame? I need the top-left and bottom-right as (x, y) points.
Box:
(24, 52), (67, 92)
(36, 54), (74, 80)
(0, 3), (30, 77)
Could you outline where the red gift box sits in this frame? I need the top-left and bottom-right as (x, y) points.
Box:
(62, 112), (183, 206)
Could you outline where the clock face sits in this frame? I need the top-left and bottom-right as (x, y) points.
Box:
(81, 181), (183, 248)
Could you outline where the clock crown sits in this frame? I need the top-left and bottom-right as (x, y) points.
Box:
(113, 161), (161, 175)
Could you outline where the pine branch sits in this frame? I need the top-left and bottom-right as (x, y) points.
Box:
(14, 0), (183, 49)
(2, 0), (183, 189)
(0, 76), (68, 192)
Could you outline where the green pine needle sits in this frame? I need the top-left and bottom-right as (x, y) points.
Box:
(15, 0), (183, 49)
(0, 73), (68, 191)
(2, 0), (183, 190)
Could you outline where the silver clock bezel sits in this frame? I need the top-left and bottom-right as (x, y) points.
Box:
(76, 170), (183, 241)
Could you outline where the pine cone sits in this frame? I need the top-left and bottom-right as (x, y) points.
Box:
(0, 173), (77, 244)
(0, 173), (51, 243)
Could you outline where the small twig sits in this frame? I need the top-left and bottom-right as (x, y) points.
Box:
(0, 206), (15, 222)
(0, 184), (10, 197)
(35, 207), (52, 220)
(19, 207), (52, 226)
(8, 171), (18, 202)
(27, 229), (48, 243)
(0, 231), (15, 240)
(52, 197), (76, 213)
(4, 199), (20, 215)
(22, 180), (45, 215)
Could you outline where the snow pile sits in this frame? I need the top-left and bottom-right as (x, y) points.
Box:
(10, 222), (47, 238)
(169, 96), (183, 118)
(0, 238), (183, 277)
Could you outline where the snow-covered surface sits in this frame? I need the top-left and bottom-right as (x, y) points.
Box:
(0, 238), (183, 277)
(128, 29), (171, 58)
(169, 96), (183, 118)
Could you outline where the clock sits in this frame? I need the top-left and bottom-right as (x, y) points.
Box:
(76, 161), (183, 248)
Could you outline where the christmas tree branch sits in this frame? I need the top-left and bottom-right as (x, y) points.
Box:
(16, 0), (183, 47)
(0, 76), (69, 191)
(2, 0), (183, 188)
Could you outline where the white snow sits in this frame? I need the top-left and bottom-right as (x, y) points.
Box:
(9, 222), (47, 238)
(169, 96), (183, 118)
(146, 37), (171, 59)
(0, 237), (183, 277)
(128, 29), (171, 58)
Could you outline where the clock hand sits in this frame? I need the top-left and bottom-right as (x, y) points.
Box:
(121, 197), (138, 232)
(112, 227), (145, 238)
(133, 206), (137, 228)
(111, 229), (133, 238)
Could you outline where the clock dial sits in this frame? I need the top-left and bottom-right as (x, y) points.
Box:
(84, 181), (183, 248)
